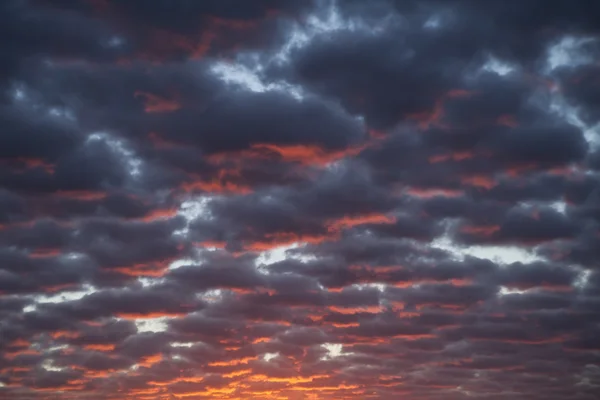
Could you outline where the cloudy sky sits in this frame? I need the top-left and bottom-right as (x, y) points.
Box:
(1, 0), (600, 398)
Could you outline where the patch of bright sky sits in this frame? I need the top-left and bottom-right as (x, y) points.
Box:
(520, 199), (569, 215)
(256, 242), (299, 267)
(169, 255), (200, 271)
(88, 132), (143, 178)
(273, 0), (393, 66)
(321, 343), (352, 360)
(41, 359), (64, 372)
(548, 91), (600, 148)
(263, 352), (279, 362)
(174, 195), (214, 238)
(210, 61), (305, 100)
(257, 242), (319, 273)
(104, 36), (125, 48)
(544, 36), (600, 148)
(356, 283), (387, 292)
(9, 82), (40, 106)
(133, 317), (169, 333)
(170, 196), (215, 270)
(198, 289), (223, 304)
(47, 344), (69, 352)
(431, 235), (543, 265)
(480, 56), (517, 76)
(548, 200), (568, 215)
(500, 267), (591, 296)
(47, 106), (76, 120)
(574, 269), (592, 291)
(23, 284), (96, 313)
(138, 277), (165, 287)
(424, 15), (442, 29)
(10, 81), (76, 121)
(498, 286), (528, 296)
(545, 36), (598, 72)
(11, 86), (26, 101)
(170, 342), (195, 348)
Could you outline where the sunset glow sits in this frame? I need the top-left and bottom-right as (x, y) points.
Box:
(1, 0), (600, 399)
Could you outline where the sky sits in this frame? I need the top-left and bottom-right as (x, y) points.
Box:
(1, 0), (600, 399)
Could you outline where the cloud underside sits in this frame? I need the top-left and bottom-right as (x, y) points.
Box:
(1, 0), (600, 399)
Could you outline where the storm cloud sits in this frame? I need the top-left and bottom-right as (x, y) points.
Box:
(1, 0), (600, 399)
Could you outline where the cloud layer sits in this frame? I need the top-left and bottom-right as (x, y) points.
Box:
(1, 0), (600, 399)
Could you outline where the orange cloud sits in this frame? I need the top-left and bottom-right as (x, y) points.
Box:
(208, 356), (257, 367)
(326, 213), (396, 232)
(329, 305), (383, 314)
(462, 175), (497, 189)
(181, 178), (252, 194)
(460, 225), (500, 236)
(405, 187), (463, 198)
(29, 248), (62, 258)
(115, 311), (188, 319)
(247, 143), (368, 166)
(244, 232), (329, 251)
(134, 91), (181, 113)
(407, 89), (477, 130)
(428, 151), (474, 163)
(497, 114), (518, 127)
(53, 190), (108, 201)
(83, 343), (116, 352)
(0, 157), (56, 174)
(135, 207), (179, 222)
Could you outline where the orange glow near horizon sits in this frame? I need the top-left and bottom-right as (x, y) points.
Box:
(2, 0), (594, 398)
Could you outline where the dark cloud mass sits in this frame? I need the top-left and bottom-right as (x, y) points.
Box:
(1, 0), (600, 399)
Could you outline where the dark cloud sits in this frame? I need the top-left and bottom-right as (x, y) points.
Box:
(148, 90), (367, 155)
(1, 0), (600, 399)
(0, 0), (123, 80)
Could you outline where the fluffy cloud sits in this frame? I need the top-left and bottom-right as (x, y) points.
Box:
(1, 0), (599, 399)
